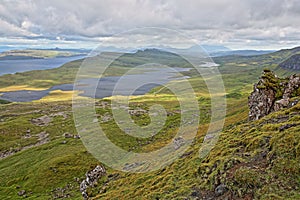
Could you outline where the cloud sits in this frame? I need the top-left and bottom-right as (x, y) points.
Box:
(0, 0), (300, 49)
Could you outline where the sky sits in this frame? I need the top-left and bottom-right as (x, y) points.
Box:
(0, 0), (300, 50)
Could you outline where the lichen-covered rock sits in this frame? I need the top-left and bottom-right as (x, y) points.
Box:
(283, 74), (300, 99)
(249, 70), (300, 121)
(248, 70), (278, 121)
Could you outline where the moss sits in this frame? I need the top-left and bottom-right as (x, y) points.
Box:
(257, 85), (267, 89)
(234, 167), (263, 189)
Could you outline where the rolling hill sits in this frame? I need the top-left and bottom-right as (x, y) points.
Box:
(0, 47), (299, 199)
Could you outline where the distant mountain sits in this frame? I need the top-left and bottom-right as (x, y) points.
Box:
(110, 48), (192, 68)
(94, 44), (231, 55)
(211, 50), (275, 57)
(96, 45), (275, 57)
(169, 44), (231, 56)
(200, 45), (231, 53)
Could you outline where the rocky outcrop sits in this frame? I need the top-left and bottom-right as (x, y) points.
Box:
(0, 131), (50, 159)
(31, 115), (52, 126)
(283, 74), (300, 98)
(80, 165), (106, 199)
(249, 70), (300, 121)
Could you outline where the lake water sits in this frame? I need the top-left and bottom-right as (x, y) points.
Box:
(0, 55), (86, 76)
(0, 67), (191, 102)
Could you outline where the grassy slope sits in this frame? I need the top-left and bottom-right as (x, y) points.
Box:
(0, 92), (247, 199)
(0, 48), (300, 199)
(2, 90), (299, 199)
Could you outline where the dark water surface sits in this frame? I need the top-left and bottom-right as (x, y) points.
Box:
(0, 55), (86, 76)
(0, 67), (190, 102)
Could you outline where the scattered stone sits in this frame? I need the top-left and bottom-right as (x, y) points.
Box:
(289, 99), (299, 107)
(215, 184), (227, 196)
(101, 113), (112, 123)
(17, 190), (26, 196)
(63, 132), (73, 138)
(173, 137), (185, 150)
(31, 115), (52, 126)
(52, 183), (74, 199)
(73, 134), (81, 139)
(61, 140), (67, 144)
(23, 133), (31, 139)
(50, 112), (68, 119)
(95, 101), (110, 108)
(62, 132), (80, 139)
(74, 177), (80, 183)
(50, 167), (58, 173)
(128, 108), (147, 116)
(37, 131), (49, 141)
(1, 132), (50, 159)
(190, 190), (200, 198)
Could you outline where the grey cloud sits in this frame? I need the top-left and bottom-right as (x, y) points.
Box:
(0, 0), (299, 49)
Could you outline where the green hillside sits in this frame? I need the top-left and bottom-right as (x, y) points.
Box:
(0, 47), (300, 199)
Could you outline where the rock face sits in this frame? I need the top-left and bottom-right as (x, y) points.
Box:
(80, 165), (106, 199)
(283, 74), (300, 98)
(279, 54), (300, 70)
(248, 70), (300, 121)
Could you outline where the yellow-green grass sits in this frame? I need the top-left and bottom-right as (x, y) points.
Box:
(35, 90), (76, 102)
(0, 87), (299, 199)
(0, 85), (49, 92)
(0, 48), (300, 199)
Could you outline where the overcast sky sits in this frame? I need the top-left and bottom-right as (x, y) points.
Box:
(1, 0), (300, 50)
